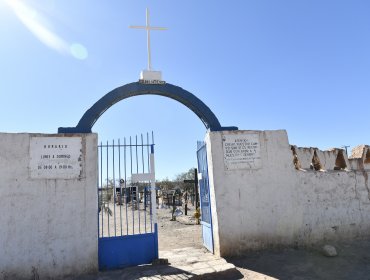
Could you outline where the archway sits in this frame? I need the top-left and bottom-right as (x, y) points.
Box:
(58, 82), (237, 133)
(58, 81), (237, 269)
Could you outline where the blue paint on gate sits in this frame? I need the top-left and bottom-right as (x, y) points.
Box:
(98, 226), (158, 270)
(197, 142), (214, 253)
(97, 137), (158, 270)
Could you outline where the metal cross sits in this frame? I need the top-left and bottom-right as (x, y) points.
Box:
(129, 8), (167, 71)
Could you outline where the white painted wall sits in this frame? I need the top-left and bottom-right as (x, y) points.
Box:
(206, 130), (370, 257)
(0, 133), (98, 279)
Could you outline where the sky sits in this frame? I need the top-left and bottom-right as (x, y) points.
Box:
(0, 0), (369, 180)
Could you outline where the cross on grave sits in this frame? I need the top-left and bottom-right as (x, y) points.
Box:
(129, 8), (167, 72)
(183, 168), (199, 215)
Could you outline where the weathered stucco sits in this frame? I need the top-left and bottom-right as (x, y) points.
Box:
(0, 133), (98, 279)
(206, 130), (370, 257)
(350, 144), (370, 170)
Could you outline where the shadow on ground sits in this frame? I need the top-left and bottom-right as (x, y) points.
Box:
(226, 238), (370, 280)
(191, 268), (244, 280)
(72, 264), (243, 280)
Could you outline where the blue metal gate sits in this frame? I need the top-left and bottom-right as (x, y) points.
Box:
(98, 133), (158, 270)
(197, 141), (214, 253)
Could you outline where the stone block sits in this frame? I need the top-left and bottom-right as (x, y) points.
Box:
(322, 245), (337, 257)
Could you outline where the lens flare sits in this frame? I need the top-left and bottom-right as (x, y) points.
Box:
(4, 0), (88, 61)
(70, 43), (88, 60)
(4, 0), (68, 53)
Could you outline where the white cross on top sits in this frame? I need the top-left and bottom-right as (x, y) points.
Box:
(129, 8), (167, 71)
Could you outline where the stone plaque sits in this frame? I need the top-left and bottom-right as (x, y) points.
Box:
(29, 137), (82, 179)
(223, 133), (262, 170)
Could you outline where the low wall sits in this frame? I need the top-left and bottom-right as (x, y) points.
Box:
(206, 130), (370, 257)
(0, 133), (98, 279)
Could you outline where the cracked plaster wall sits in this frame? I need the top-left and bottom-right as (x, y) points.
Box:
(206, 130), (370, 257)
(0, 133), (98, 279)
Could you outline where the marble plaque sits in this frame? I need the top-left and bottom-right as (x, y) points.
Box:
(29, 137), (82, 179)
(223, 133), (262, 170)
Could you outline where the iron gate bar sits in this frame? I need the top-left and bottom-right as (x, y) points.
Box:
(124, 137), (128, 235)
(129, 136), (134, 235)
(135, 135), (138, 173)
(97, 133), (158, 271)
(118, 139), (122, 236)
(106, 141), (110, 236)
(112, 140), (116, 237)
(97, 137), (156, 238)
(150, 143), (154, 232)
(142, 134), (146, 233)
(136, 135), (140, 234)
(147, 133), (150, 173)
(141, 134), (145, 174)
(151, 131), (155, 231)
(99, 141), (102, 237)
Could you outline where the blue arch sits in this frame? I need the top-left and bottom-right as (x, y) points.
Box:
(58, 82), (237, 133)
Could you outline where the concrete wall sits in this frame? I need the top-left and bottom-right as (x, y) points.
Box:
(0, 133), (98, 279)
(206, 130), (370, 257)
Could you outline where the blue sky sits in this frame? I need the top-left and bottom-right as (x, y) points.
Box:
(1, 0), (369, 179)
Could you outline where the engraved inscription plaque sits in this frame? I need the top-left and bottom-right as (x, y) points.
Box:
(29, 137), (82, 179)
(223, 133), (262, 170)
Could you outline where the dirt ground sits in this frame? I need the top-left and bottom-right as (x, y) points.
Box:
(227, 239), (370, 280)
(157, 204), (370, 280)
(157, 204), (203, 251)
(99, 199), (203, 248)
(100, 201), (370, 279)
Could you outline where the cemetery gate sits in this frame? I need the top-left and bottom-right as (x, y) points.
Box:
(98, 133), (158, 270)
(197, 141), (214, 253)
(57, 81), (238, 263)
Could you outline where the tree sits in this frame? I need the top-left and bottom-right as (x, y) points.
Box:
(156, 168), (196, 192)
(174, 168), (196, 192)
(156, 177), (176, 192)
